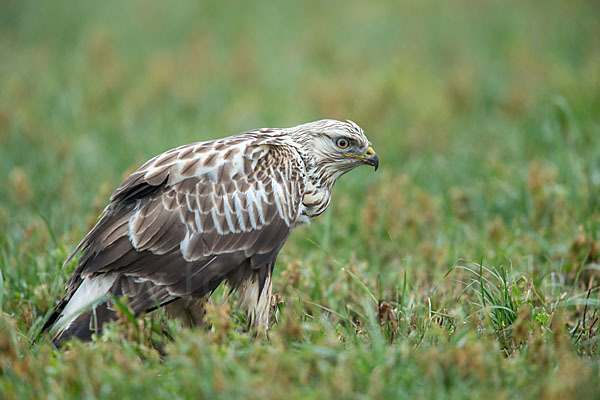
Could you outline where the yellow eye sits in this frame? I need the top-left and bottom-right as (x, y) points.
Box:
(336, 138), (350, 149)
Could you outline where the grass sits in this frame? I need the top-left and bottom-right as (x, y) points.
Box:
(1, 0), (600, 398)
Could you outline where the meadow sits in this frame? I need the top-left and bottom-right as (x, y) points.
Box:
(1, 0), (600, 398)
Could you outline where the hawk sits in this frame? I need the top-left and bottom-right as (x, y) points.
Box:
(41, 119), (378, 345)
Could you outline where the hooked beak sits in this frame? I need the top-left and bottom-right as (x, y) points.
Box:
(343, 146), (379, 171)
(363, 146), (379, 171)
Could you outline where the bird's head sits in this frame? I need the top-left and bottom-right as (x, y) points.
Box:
(289, 119), (378, 187)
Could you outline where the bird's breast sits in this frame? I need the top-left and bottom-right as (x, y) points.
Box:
(301, 186), (331, 219)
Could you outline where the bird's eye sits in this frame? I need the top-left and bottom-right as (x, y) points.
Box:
(336, 138), (350, 149)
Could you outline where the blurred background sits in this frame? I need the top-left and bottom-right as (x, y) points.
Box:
(1, 0), (599, 334)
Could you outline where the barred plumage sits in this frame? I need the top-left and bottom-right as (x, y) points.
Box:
(41, 119), (378, 345)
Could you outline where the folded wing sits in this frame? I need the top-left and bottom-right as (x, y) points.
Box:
(42, 136), (306, 343)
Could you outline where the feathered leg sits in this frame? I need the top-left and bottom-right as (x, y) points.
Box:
(163, 297), (208, 328)
(230, 262), (275, 333)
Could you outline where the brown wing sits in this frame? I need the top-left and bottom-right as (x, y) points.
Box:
(41, 136), (306, 337)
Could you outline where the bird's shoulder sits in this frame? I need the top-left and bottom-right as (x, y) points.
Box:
(110, 132), (307, 204)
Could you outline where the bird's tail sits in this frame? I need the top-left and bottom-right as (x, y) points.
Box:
(51, 301), (117, 346)
(42, 274), (175, 346)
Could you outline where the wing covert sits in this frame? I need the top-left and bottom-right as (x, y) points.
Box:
(72, 140), (306, 300)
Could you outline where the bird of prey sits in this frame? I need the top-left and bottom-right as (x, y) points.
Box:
(40, 119), (378, 345)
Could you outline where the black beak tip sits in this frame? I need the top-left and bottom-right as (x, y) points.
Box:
(372, 155), (379, 171)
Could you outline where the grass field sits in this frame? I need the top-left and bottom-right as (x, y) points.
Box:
(2, 0), (600, 398)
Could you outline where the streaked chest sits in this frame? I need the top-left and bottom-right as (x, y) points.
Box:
(301, 181), (331, 220)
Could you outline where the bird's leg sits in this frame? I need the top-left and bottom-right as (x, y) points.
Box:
(163, 296), (209, 328)
(237, 270), (273, 335)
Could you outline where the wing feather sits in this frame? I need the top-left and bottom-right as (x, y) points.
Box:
(45, 138), (306, 338)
